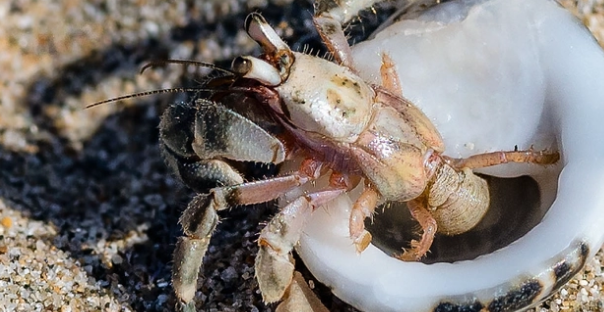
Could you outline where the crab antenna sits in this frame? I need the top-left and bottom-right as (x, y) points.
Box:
(140, 59), (234, 76)
(85, 88), (211, 109)
(85, 83), (260, 109)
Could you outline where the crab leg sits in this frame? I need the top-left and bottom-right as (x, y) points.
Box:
(172, 194), (216, 312)
(377, 53), (445, 151)
(396, 197), (438, 261)
(173, 160), (323, 310)
(314, 0), (384, 27)
(379, 53), (403, 95)
(256, 181), (348, 303)
(312, 0), (382, 68)
(313, 15), (354, 67)
(446, 149), (560, 170)
(349, 185), (379, 253)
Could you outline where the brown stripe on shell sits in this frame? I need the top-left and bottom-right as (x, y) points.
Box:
(431, 240), (591, 312)
(486, 279), (543, 312)
(551, 241), (590, 291)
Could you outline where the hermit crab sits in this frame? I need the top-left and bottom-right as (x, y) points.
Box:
(89, 0), (604, 311)
(158, 1), (563, 311)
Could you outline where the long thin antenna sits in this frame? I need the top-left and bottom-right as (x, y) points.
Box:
(85, 84), (258, 109)
(85, 88), (208, 109)
(140, 59), (234, 76)
(87, 59), (238, 109)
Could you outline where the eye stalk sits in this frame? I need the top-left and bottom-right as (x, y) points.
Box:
(231, 56), (282, 86)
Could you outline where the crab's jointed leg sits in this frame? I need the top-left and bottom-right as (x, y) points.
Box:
(379, 53), (403, 94)
(314, 0), (384, 27)
(172, 158), (328, 306)
(172, 168), (316, 303)
(349, 185), (379, 253)
(377, 53), (445, 151)
(446, 149), (560, 170)
(396, 197), (438, 261)
(312, 0), (381, 68)
(256, 196), (313, 303)
(256, 172), (351, 302)
(313, 1), (440, 67)
(313, 15), (354, 67)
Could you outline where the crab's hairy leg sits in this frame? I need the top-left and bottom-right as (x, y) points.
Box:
(313, 0), (406, 67)
(163, 97), (293, 311)
(172, 194), (217, 312)
(396, 197), (438, 261)
(446, 149), (560, 170)
(313, 15), (354, 67)
(380, 53), (403, 95)
(349, 186), (379, 253)
(256, 196), (311, 304)
(375, 62), (445, 152)
(314, 0), (383, 27)
(173, 160), (323, 309)
(256, 185), (347, 303)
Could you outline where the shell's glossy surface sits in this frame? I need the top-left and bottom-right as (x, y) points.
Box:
(297, 0), (604, 311)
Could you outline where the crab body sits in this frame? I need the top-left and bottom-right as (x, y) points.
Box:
(276, 53), (374, 142)
(159, 4), (561, 310)
(268, 51), (437, 201)
(228, 12), (557, 259)
(160, 3), (557, 311)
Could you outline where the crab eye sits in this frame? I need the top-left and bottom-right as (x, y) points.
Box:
(231, 56), (252, 75)
(231, 56), (282, 86)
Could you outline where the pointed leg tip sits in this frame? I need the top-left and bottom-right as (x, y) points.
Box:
(353, 231), (372, 254)
(395, 251), (421, 262)
(178, 301), (197, 312)
(395, 240), (429, 262)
